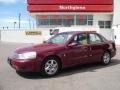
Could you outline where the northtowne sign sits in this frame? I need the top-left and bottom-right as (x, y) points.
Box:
(59, 5), (86, 10)
(26, 31), (42, 35)
(28, 5), (113, 12)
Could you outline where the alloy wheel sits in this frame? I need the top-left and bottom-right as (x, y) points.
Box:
(103, 52), (111, 65)
(44, 59), (58, 75)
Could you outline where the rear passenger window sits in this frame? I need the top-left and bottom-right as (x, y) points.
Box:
(89, 34), (102, 44)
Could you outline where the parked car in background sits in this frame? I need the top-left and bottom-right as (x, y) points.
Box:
(8, 31), (116, 77)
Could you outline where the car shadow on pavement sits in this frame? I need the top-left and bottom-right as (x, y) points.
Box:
(17, 59), (120, 79)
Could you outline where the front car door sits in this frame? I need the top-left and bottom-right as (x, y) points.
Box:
(63, 33), (91, 67)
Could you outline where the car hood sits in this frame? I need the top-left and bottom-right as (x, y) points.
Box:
(14, 43), (64, 54)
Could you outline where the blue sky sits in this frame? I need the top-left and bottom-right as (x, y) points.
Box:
(0, 0), (35, 29)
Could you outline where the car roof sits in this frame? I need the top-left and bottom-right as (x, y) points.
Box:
(60, 31), (97, 34)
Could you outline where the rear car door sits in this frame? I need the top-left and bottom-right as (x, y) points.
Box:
(88, 33), (105, 62)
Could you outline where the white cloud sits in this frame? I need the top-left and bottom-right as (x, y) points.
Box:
(0, 0), (27, 5)
(0, 18), (30, 29)
(1, 17), (29, 25)
(2, 18), (29, 24)
(0, 16), (36, 29)
(23, 0), (27, 4)
(0, 0), (18, 3)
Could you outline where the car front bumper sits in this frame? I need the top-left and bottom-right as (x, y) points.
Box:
(8, 58), (42, 72)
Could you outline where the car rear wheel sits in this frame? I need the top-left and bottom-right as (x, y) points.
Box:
(101, 52), (111, 65)
(41, 57), (60, 77)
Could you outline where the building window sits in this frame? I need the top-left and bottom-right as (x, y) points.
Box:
(87, 15), (93, 25)
(63, 15), (74, 26)
(98, 21), (111, 29)
(50, 15), (62, 25)
(37, 15), (93, 26)
(39, 19), (49, 25)
(76, 15), (93, 25)
(50, 19), (62, 25)
(37, 15), (49, 25)
(105, 21), (111, 28)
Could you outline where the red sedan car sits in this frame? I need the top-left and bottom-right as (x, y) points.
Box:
(8, 31), (116, 76)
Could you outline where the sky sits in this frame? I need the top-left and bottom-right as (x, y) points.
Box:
(0, 0), (35, 29)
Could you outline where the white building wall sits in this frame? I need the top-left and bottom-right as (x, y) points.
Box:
(1, 30), (49, 43)
(113, 0), (120, 45)
(94, 14), (112, 21)
(114, 26), (120, 45)
(94, 13), (113, 40)
(113, 0), (120, 25)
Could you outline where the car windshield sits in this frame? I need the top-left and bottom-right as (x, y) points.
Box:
(47, 33), (73, 45)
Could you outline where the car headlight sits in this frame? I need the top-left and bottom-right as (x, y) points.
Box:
(14, 52), (37, 59)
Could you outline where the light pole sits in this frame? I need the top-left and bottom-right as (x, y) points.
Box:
(29, 18), (31, 29)
(14, 22), (17, 30)
(32, 20), (35, 29)
(19, 13), (21, 30)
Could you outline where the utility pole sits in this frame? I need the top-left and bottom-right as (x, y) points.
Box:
(19, 13), (21, 30)
(29, 18), (31, 29)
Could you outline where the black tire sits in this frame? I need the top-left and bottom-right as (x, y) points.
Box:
(101, 52), (111, 65)
(41, 57), (60, 77)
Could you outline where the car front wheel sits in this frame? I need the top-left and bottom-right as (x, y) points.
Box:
(41, 57), (60, 77)
(101, 52), (111, 65)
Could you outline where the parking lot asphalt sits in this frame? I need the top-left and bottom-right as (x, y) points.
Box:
(0, 41), (120, 90)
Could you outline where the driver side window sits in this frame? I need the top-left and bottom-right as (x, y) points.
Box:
(73, 33), (88, 45)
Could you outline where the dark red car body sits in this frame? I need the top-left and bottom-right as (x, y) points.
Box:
(8, 31), (116, 73)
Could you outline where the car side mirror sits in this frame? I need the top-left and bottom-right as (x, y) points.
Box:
(68, 42), (78, 47)
(43, 41), (46, 43)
